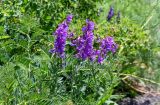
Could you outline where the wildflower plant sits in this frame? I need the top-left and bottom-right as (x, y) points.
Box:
(49, 14), (119, 104)
(0, 1), (157, 105)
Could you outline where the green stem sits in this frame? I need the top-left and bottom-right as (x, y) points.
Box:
(91, 62), (97, 91)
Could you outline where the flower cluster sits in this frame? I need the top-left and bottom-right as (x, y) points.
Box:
(50, 14), (118, 64)
(50, 15), (73, 58)
(74, 20), (95, 60)
(72, 20), (118, 63)
(96, 36), (118, 63)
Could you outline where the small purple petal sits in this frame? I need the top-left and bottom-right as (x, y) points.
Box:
(49, 49), (55, 53)
(97, 56), (104, 64)
(66, 14), (73, 23)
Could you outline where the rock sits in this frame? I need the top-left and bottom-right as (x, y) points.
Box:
(118, 94), (160, 105)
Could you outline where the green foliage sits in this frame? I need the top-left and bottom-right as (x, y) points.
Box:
(0, 0), (103, 32)
(94, 17), (149, 75)
(0, 0), (119, 104)
(97, 0), (160, 83)
(0, 0), (160, 105)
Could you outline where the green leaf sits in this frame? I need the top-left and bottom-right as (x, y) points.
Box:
(0, 26), (4, 33)
(0, 35), (10, 40)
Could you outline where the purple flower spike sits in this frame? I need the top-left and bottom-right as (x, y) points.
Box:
(74, 20), (95, 61)
(107, 6), (114, 21)
(97, 36), (118, 63)
(50, 14), (73, 58)
(86, 20), (95, 31)
(105, 36), (118, 53)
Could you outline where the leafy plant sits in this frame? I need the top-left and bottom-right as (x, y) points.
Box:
(1, 0), (160, 105)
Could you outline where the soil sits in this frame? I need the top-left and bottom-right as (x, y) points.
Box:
(118, 94), (160, 105)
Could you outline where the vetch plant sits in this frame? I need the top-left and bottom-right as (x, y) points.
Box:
(0, 1), (156, 104)
(49, 14), (119, 104)
(50, 15), (118, 63)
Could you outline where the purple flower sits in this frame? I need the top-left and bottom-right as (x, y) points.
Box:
(86, 19), (95, 31)
(50, 14), (73, 58)
(97, 55), (104, 64)
(66, 14), (73, 23)
(107, 6), (114, 21)
(105, 36), (118, 53)
(67, 32), (74, 39)
(97, 36), (118, 63)
(74, 20), (95, 61)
